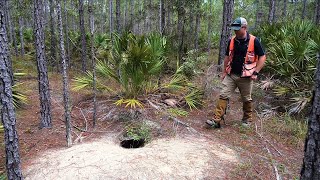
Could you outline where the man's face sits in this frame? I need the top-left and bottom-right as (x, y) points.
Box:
(234, 26), (246, 37)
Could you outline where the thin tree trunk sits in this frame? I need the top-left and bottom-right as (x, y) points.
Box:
(166, 0), (171, 34)
(49, 0), (57, 70)
(130, 0), (134, 31)
(64, 0), (70, 67)
(0, 2), (23, 178)
(109, 0), (113, 36)
(6, 0), (18, 56)
(207, 0), (213, 57)
(268, 0), (275, 24)
(159, 0), (165, 35)
(218, 0), (234, 67)
(148, 0), (152, 32)
(300, 53), (320, 179)
(71, 0), (76, 31)
(316, 0), (320, 25)
(302, 0), (307, 19)
(124, 0), (128, 29)
(282, 0), (287, 17)
(34, 0), (52, 128)
(195, 0), (200, 50)
(4, 0), (12, 45)
(18, 17), (24, 57)
(79, 0), (87, 72)
(57, 0), (72, 147)
(137, 0), (141, 34)
(189, 5), (194, 49)
(255, 0), (262, 28)
(293, 0), (297, 20)
(88, 0), (97, 128)
(177, 0), (186, 63)
(116, 0), (121, 33)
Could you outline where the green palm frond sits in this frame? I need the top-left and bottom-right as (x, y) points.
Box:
(12, 83), (27, 108)
(184, 89), (203, 110)
(72, 72), (113, 92)
(163, 74), (188, 91)
(273, 86), (290, 96)
(114, 98), (144, 108)
(288, 97), (311, 115)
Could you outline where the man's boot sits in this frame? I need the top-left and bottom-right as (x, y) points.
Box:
(242, 101), (253, 127)
(206, 98), (228, 128)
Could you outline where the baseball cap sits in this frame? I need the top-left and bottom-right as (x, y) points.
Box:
(230, 17), (247, 30)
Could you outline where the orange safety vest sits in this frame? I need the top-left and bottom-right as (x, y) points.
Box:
(225, 34), (258, 77)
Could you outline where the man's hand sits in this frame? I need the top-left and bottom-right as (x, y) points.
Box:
(250, 74), (258, 80)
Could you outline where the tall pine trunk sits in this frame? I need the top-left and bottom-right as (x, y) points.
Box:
(0, 2), (23, 178)
(177, 0), (185, 63)
(194, 0), (200, 50)
(6, 0), (18, 56)
(302, 0), (307, 19)
(79, 0), (87, 71)
(64, 0), (71, 67)
(166, 0), (172, 34)
(116, 0), (121, 34)
(207, 0), (213, 57)
(49, 0), (57, 70)
(300, 53), (320, 179)
(282, 0), (287, 17)
(18, 0), (25, 58)
(109, 0), (113, 37)
(124, 0), (128, 29)
(34, 0), (52, 128)
(218, 0), (234, 67)
(255, 0), (262, 28)
(159, 0), (165, 35)
(57, 0), (72, 147)
(88, 0), (97, 128)
(316, 0), (320, 25)
(268, 0), (275, 24)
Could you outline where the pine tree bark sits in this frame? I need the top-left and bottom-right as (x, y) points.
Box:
(0, 1), (23, 178)
(49, 0), (57, 70)
(300, 53), (320, 179)
(194, 0), (200, 50)
(268, 0), (275, 24)
(34, 0), (52, 128)
(88, 0), (97, 128)
(124, 0), (128, 29)
(316, 0), (320, 25)
(6, 0), (18, 56)
(116, 0), (121, 34)
(130, 0), (134, 31)
(282, 0), (287, 17)
(57, 0), (72, 147)
(18, 11), (25, 57)
(302, 0), (307, 19)
(63, 0), (70, 67)
(207, 0), (213, 57)
(166, 0), (172, 34)
(255, 0), (262, 28)
(79, 0), (87, 72)
(218, 0), (234, 67)
(177, 0), (186, 63)
(109, 0), (113, 36)
(159, 0), (165, 35)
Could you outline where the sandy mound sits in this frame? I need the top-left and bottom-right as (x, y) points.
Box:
(24, 135), (239, 179)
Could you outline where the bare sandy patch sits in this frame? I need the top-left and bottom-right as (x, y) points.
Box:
(24, 135), (239, 179)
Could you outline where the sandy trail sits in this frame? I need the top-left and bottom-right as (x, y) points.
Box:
(24, 134), (239, 180)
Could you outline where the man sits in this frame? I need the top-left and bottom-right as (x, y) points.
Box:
(206, 17), (267, 128)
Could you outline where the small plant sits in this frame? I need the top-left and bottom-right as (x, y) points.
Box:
(265, 113), (307, 146)
(114, 98), (144, 108)
(125, 122), (151, 142)
(168, 108), (189, 117)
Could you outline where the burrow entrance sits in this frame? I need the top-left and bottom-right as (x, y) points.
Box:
(120, 138), (145, 149)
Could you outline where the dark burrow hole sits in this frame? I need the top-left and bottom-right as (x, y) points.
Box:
(120, 139), (145, 149)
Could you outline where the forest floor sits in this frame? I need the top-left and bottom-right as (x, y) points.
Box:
(0, 70), (304, 179)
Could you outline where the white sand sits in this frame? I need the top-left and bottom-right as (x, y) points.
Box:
(24, 135), (238, 180)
